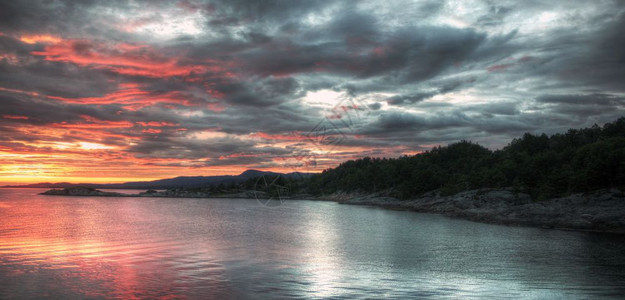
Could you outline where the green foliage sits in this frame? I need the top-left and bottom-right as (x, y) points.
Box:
(305, 117), (625, 200)
(192, 117), (625, 201)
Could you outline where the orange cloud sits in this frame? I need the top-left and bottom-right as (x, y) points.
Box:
(1, 83), (213, 112)
(20, 34), (62, 44)
(52, 115), (134, 129)
(2, 115), (29, 120)
(136, 121), (179, 127)
(30, 39), (221, 78)
(142, 128), (162, 134)
(48, 87), (195, 110)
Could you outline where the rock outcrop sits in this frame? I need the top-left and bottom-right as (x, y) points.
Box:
(41, 187), (126, 197)
(340, 188), (625, 234)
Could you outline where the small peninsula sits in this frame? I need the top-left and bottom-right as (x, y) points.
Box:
(41, 187), (127, 197)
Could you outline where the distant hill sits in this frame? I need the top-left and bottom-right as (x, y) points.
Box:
(3, 170), (313, 190)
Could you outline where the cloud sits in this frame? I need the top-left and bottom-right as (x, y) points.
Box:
(386, 92), (435, 105)
(536, 93), (625, 118)
(211, 76), (302, 106)
(30, 39), (216, 78)
(536, 94), (625, 106)
(0, 0), (624, 181)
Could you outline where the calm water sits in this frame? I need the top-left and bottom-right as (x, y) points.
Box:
(1, 189), (624, 299)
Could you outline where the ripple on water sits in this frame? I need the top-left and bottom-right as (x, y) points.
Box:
(0, 189), (624, 299)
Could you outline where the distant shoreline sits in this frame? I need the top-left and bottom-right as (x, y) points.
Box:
(40, 186), (625, 234)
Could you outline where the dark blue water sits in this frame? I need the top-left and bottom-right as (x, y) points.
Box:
(1, 188), (624, 299)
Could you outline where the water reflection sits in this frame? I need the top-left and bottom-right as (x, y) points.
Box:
(1, 188), (624, 299)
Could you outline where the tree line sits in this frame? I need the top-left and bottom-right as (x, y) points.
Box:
(304, 117), (625, 200)
(203, 117), (625, 201)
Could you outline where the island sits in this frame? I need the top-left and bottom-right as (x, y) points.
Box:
(40, 186), (297, 199)
(41, 187), (128, 197)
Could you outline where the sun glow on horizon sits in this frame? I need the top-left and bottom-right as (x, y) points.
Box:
(2, 1), (619, 189)
(0, 176), (163, 186)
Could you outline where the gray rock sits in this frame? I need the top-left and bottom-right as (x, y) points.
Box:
(338, 188), (625, 234)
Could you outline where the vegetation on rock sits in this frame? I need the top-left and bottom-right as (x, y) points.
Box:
(304, 117), (625, 200)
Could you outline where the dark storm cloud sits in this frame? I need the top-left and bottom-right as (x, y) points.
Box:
(238, 22), (486, 83)
(0, 93), (83, 126)
(128, 134), (291, 162)
(0, 61), (114, 99)
(0, 0), (82, 32)
(0, 35), (114, 98)
(205, 103), (322, 135)
(536, 93), (625, 118)
(387, 92), (436, 105)
(0, 0), (142, 40)
(368, 102), (382, 110)
(359, 108), (556, 148)
(210, 76), (302, 106)
(0, 0), (624, 168)
(207, 0), (334, 23)
(386, 81), (465, 105)
(366, 112), (463, 134)
(470, 102), (520, 116)
(560, 13), (625, 92)
(128, 136), (252, 159)
(536, 94), (625, 106)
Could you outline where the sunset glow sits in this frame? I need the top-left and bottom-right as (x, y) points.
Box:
(1, 1), (624, 185)
(19, 34), (62, 44)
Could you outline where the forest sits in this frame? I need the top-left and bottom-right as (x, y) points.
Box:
(230, 117), (625, 201)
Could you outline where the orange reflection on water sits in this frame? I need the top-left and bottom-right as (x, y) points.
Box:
(0, 189), (228, 299)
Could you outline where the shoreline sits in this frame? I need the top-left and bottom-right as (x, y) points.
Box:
(40, 187), (625, 234)
(329, 188), (625, 235)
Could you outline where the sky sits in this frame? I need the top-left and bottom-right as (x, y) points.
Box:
(0, 0), (624, 184)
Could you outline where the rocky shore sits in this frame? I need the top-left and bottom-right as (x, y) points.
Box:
(41, 186), (625, 234)
(41, 186), (316, 199)
(330, 188), (625, 234)
(41, 187), (128, 197)
(41, 187), (288, 199)
(41, 187), (220, 198)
